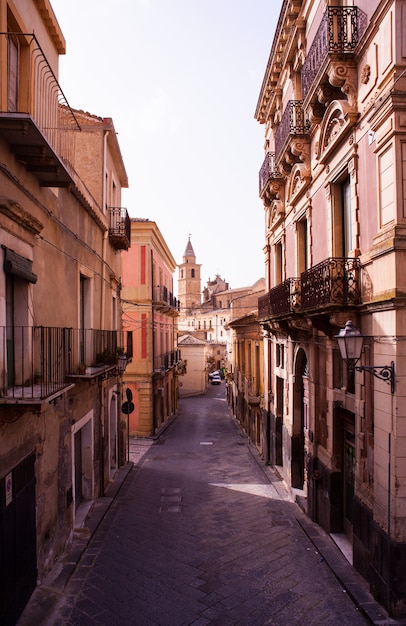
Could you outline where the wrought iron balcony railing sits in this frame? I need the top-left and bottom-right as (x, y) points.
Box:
(270, 278), (301, 316)
(275, 101), (310, 162)
(301, 257), (360, 311)
(153, 286), (180, 311)
(0, 32), (80, 186)
(258, 292), (272, 319)
(258, 259), (360, 320)
(258, 279), (301, 319)
(154, 350), (181, 372)
(259, 152), (283, 197)
(108, 207), (131, 250)
(301, 7), (368, 101)
(0, 327), (129, 401)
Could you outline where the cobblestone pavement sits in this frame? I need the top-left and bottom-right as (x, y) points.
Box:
(19, 384), (398, 626)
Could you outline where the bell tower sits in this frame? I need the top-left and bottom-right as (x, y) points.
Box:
(177, 236), (201, 314)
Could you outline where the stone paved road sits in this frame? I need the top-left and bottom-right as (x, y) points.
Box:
(44, 384), (370, 625)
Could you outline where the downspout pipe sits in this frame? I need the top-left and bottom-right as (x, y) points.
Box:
(101, 129), (109, 331)
(151, 248), (156, 433)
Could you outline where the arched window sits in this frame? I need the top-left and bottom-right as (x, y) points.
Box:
(191, 269), (195, 278)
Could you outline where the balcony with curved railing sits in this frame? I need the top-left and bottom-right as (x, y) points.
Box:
(108, 207), (131, 250)
(301, 257), (360, 311)
(301, 6), (368, 106)
(0, 32), (80, 187)
(275, 100), (310, 167)
(258, 278), (301, 319)
(259, 152), (283, 197)
(258, 258), (360, 323)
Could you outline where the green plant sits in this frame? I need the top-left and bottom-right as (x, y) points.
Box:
(78, 362), (86, 374)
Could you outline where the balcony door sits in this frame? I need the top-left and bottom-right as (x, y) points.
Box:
(5, 273), (31, 388)
(79, 275), (91, 365)
(332, 173), (352, 257)
(7, 34), (19, 112)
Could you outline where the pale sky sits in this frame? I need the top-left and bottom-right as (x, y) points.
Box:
(51, 0), (282, 292)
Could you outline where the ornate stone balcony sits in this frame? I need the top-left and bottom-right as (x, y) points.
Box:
(301, 257), (360, 311)
(301, 7), (368, 118)
(258, 258), (360, 324)
(258, 152), (284, 207)
(275, 101), (310, 175)
(258, 278), (301, 319)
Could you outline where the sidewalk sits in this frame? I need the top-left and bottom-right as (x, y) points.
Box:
(17, 437), (153, 626)
(18, 427), (402, 626)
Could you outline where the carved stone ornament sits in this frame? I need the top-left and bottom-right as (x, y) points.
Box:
(263, 180), (285, 207)
(327, 62), (358, 108)
(288, 163), (311, 202)
(317, 100), (359, 162)
(290, 139), (311, 175)
(270, 199), (285, 224)
(361, 64), (371, 85)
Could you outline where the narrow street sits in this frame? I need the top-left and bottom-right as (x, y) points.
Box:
(21, 383), (376, 625)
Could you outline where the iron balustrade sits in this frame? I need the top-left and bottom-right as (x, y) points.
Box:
(258, 293), (272, 319)
(275, 101), (310, 162)
(153, 286), (180, 311)
(259, 152), (282, 196)
(154, 351), (180, 371)
(301, 7), (368, 101)
(270, 278), (301, 316)
(0, 32), (80, 166)
(0, 327), (129, 400)
(258, 279), (301, 319)
(301, 257), (360, 311)
(108, 207), (131, 250)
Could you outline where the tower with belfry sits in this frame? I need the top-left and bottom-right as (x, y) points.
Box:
(177, 235), (202, 315)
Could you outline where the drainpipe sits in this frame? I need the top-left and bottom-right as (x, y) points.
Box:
(100, 130), (109, 330)
(151, 249), (156, 433)
(99, 129), (109, 496)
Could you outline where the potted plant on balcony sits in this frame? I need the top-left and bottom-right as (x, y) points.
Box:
(78, 362), (86, 375)
(95, 349), (116, 366)
(34, 369), (42, 385)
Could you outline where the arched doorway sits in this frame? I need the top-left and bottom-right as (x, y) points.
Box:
(292, 349), (308, 489)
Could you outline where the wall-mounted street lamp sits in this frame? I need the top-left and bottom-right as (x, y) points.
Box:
(117, 353), (127, 375)
(335, 320), (395, 393)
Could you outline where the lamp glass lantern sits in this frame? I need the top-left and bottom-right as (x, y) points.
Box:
(117, 353), (127, 374)
(336, 320), (364, 364)
(335, 320), (395, 393)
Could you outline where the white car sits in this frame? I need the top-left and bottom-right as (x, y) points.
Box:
(211, 374), (221, 385)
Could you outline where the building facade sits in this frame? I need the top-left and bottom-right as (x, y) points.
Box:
(121, 219), (179, 437)
(0, 2), (130, 623)
(178, 334), (209, 397)
(226, 280), (266, 456)
(256, 0), (406, 616)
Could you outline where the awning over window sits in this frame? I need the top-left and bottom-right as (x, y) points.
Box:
(2, 246), (37, 284)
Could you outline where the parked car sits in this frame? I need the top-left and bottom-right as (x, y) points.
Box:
(211, 374), (221, 385)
